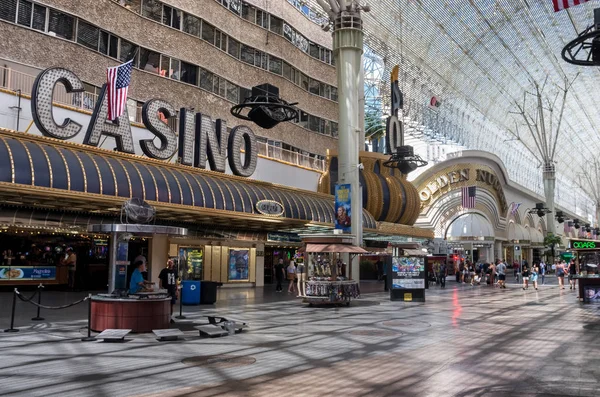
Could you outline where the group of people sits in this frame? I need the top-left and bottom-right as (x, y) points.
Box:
(273, 258), (307, 296)
(431, 257), (581, 291)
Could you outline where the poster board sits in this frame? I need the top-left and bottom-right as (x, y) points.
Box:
(388, 256), (426, 302)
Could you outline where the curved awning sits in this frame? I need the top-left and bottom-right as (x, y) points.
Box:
(507, 222), (531, 245)
(445, 213), (495, 242)
(0, 129), (377, 229)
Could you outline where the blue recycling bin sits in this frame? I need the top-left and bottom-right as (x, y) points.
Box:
(181, 280), (201, 305)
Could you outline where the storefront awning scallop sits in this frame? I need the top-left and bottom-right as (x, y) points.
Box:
(299, 244), (369, 254)
(0, 129), (377, 230)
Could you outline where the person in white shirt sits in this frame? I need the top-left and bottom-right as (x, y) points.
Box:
(496, 259), (507, 289)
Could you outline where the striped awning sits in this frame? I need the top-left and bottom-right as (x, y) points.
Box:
(0, 129), (377, 229)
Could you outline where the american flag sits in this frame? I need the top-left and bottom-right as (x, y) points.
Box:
(106, 60), (133, 121)
(461, 186), (476, 209)
(511, 202), (521, 215)
(553, 0), (590, 12)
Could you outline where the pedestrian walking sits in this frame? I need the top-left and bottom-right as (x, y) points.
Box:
(274, 259), (285, 292)
(489, 262), (496, 286)
(556, 260), (566, 290)
(568, 260), (578, 290)
(531, 263), (539, 290)
(513, 260), (520, 282)
(287, 261), (297, 294)
(439, 262), (447, 288)
(522, 265), (530, 290)
(496, 260), (507, 289)
(540, 260), (546, 285)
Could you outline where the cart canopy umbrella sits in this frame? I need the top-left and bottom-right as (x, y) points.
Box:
(299, 244), (369, 254)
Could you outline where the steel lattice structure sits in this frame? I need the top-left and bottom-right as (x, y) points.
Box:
(304, 0), (598, 222)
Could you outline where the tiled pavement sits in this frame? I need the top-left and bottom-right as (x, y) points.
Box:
(0, 279), (598, 397)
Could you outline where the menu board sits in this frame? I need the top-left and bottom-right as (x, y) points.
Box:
(0, 266), (56, 281)
(391, 257), (425, 289)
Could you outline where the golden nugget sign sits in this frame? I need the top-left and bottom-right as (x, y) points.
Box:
(30, 68), (257, 177)
(419, 166), (508, 212)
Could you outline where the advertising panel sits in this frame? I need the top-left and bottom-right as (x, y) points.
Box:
(389, 256), (426, 302)
(228, 249), (249, 281)
(334, 184), (352, 233)
(0, 266), (56, 281)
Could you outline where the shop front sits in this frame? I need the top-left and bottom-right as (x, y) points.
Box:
(567, 239), (600, 303)
(413, 151), (570, 269)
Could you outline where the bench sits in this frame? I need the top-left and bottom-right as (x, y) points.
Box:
(152, 329), (185, 341)
(96, 329), (131, 342)
(195, 325), (229, 337)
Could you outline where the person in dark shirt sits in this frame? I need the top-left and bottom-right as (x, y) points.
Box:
(274, 259), (286, 292)
(159, 259), (178, 321)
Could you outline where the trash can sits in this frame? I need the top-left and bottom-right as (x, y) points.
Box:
(181, 280), (201, 305)
(200, 281), (222, 304)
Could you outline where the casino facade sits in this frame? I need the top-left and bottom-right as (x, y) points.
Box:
(0, 0), (431, 288)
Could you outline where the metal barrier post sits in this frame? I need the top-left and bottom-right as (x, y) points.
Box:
(175, 285), (186, 319)
(81, 294), (96, 342)
(4, 288), (19, 332)
(31, 284), (45, 321)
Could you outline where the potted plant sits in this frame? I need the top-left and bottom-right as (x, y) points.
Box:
(543, 233), (562, 265)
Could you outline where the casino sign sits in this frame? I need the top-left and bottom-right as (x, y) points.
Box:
(31, 67), (258, 177)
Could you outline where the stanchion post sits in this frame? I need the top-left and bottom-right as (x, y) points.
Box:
(175, 285), (186, 319)
(4, 288), (19, 332)
(81, 294), (97, 342)
(31, 284), (45, 321)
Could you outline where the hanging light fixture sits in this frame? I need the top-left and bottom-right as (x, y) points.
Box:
(231, 84), (298, 129)
(562, 8), (600, 66)
(527, 202), (551, 218)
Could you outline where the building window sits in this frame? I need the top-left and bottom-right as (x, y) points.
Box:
(323, 119), (331, 136)
(201, 22), (215, 44)
(331, 87), (338, 101)
(229, 0), (241, 14)
(309, 42), (319, 59)
(162, 5), (181, 29)
(77, 20), (100, 51)
(100, 31), (119, 58)
(300, 73), (309, 91)
(170, 58), (180, 80)
(269, 15), (282, 35)
(227, 81), (238, 103)
(183, 13), (200, 36)
(199, 68), (213, 91)
(119, 0), (141, 13)
(256, 9), (268, 28)
(299, 112), (309, 129)
(309, 78), (320, 95)
(309, 115), (320, 132)
(48, 9), (75, 40)
(227, 36), (239, 58)
(242, 3), (254, 22)
(139, 48), (161, 74)
(0, 0), (17, 22)
(255, 50), (267, 69)
(218, 77), (227, 98)
(142, 0), (162, 22)
(239, 87), (251, 103)
(119, 39), (138, 63)
(331, 122), (338, 137)
(16, 0), (31, 27)
(31, 3), (45, 31)
(282, 61), (292, 81)
(180, 61), (198, 85)
(268, 56), (282, 75)
(241, 45), (254, 65)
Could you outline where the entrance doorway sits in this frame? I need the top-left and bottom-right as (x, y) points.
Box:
(264, 247), (298, 284)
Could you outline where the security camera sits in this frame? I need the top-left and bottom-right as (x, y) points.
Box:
(362, 4), (371, 12)
(357, 163), (364, 170)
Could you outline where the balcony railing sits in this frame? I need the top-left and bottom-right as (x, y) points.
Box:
(0, 65), (325, 172)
